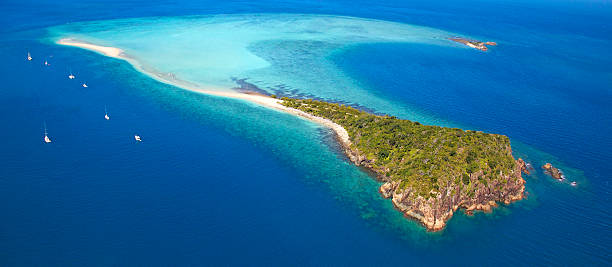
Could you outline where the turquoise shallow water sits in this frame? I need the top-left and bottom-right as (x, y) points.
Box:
(1, 0), (611, 265)
(46, 14), (458, 123)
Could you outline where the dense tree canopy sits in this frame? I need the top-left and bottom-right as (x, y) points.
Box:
(282, 98), (517, 199)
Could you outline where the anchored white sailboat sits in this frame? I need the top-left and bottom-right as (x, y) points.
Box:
(68, 70), (75, 79)
(27, 52), (32, 61)
(44, 60), (49, 66)
(43, 123), (52, 143)
(134, 135), (142, 142)
(104, 106), (110, 120)
(82, 82), (88, 88)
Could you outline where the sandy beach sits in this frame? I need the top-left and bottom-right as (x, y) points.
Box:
(56, 38), (351, 147)
(58, 38), (124, 57)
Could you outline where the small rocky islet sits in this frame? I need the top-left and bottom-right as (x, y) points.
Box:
(281, 98), (529, 231)
(449, 37), (497, 51)
(542, 163), (563, 180)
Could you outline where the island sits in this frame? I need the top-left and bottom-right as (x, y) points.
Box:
(281, 98), (527, 231)
(542, 163), (563, 180)
(449, 37), (497, 51)
(56, 38), (527, 232)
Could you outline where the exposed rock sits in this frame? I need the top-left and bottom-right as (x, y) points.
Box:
(517, 158), (530, 174)
(379, 181), (398, 198)
(449, 37), (497, 51)
(373, 157), (525, 231)
(346, 135), (525, 232)
(542, 163), (563, 179)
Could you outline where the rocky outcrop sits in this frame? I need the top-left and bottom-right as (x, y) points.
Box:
(542, 163), (563, 179)
(517, 158), (530, 174)
(346, 143), (527, 232)
(377, 164), (525, 231)
(449, 37), (497, 51)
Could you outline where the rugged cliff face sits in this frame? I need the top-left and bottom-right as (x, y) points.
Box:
(346, 145), (527, 231)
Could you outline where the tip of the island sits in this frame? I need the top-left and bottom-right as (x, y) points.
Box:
(281, 98), (529, 232)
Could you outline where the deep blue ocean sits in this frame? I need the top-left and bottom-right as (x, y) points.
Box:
(1, 0), (610, 265)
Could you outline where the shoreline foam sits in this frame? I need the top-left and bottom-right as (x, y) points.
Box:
(56, 38), (351, 147)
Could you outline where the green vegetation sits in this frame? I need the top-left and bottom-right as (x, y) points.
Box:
(282, 98), (517, 198)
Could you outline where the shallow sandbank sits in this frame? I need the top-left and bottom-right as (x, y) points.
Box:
(56, 38), (351, 147)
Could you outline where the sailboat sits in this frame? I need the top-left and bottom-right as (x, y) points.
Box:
(68, 70), (75, 79)
(134, 135), (142, 142)
(43, 123), (52, 143)
(44, 59), (50, 66)
(82, 82), (88, 88)
(104, 106), (110, 120)
(27, 52), (32, 61)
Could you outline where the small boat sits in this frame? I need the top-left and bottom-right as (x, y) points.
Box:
(44, 60), (49, 66)
(134, 135), (142, 142)
(82, 83), (88, 88)
(104, 106), (110, 120)
(27, 52), (32, 61)
(571, 181), (577, 186)
(43, 123), (52, 143)
(68, 68), (75, 79)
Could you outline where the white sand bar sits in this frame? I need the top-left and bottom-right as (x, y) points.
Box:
(56, 38), (351, 147)
(58, 38), (124, 57)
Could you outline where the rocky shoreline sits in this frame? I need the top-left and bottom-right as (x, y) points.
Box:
(281, 98), (531, 232)
(341, 143), (527, 231)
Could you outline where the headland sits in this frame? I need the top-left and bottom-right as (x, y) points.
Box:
(282, 99), (528, 231)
